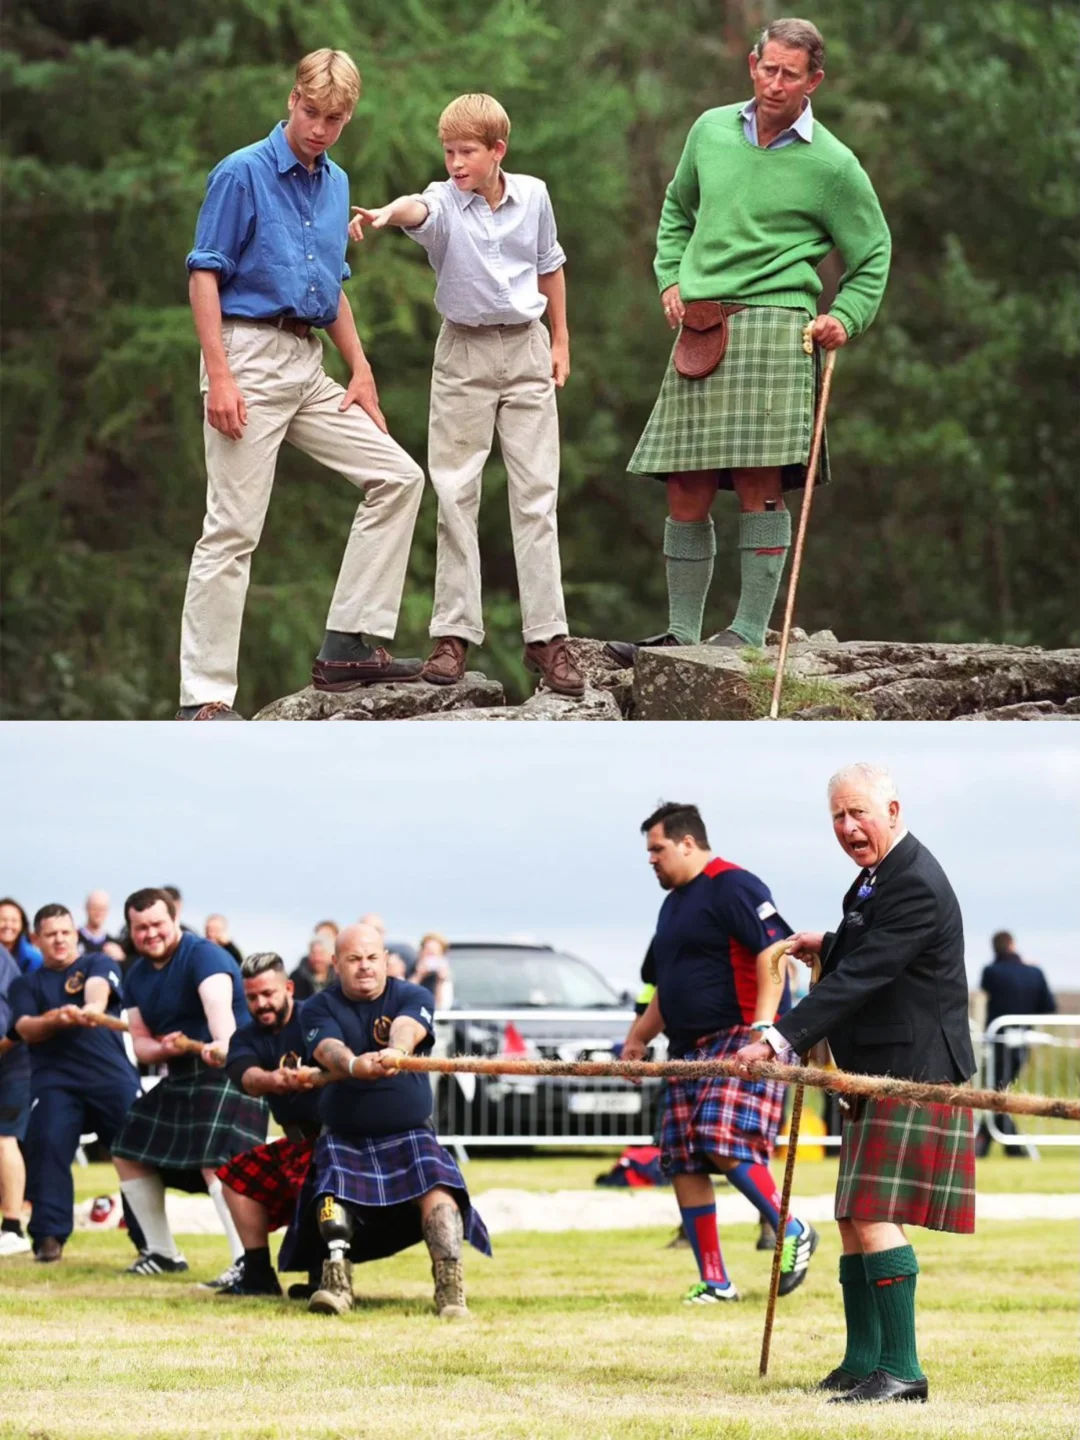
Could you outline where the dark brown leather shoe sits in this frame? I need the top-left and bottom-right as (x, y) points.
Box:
(523, 636), (585, 698)
(311, 649), (423, 692)
(175, 702), (246, 721)
(421, 637), (469, 685)
(34, 1236), (64, 1263)
(604, 633), (685, 667)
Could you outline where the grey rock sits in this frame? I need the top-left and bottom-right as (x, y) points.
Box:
(957, 698), (1080, 721)
(407, 687), (622, 722)
(633, 644), (756, 722)
(254, 671), (504, 721)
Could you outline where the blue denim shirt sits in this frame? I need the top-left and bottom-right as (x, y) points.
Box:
(186, 122), (352, 329)
(739, 97), (814, 149)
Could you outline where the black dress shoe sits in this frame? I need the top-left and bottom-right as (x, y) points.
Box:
(829, 1369), (928, 1404)
(311, 648), (423, 691)
(815, 1366), (863, 1393)
(604, 633), (685, 667)
(217, 1270), (283, 1297)
(704, 628), (749, 650)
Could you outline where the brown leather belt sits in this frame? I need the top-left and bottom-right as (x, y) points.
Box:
(228, 315), (315, 339)
(674, 300), (746, 379)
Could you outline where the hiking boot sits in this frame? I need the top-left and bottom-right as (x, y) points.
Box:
(604, 633), (684, 667)
(33, 1237), (64, 1264)
(176, 702), (245, 721)
(124, 1250), (189, 1276)
(683, 1279), (740, 1304)
(523, 636), (585, 697)
(308, 1258), (354, 1316)
(777, 1221), (818, 1297)
(433, 1257), (469, 1319)
(421, 637), (469, 685)
(311, 649), (423, 691)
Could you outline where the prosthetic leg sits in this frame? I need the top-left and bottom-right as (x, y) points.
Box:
(308, 1195), (355, 1316)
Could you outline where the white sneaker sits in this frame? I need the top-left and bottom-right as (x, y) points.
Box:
(0, 1230), (32, 1257)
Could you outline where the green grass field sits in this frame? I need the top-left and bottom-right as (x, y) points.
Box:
(1, 1153), (1076, 1440)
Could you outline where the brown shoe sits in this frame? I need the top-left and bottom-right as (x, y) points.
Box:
(421, 637), (469, 686)
(311, 649), (423, 692)
(523, 636), (585, 698)
(34, 1237), (64, 1263)
(175, 702), (246, 721)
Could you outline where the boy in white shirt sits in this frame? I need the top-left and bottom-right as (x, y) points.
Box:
(350, 94), (583, 696)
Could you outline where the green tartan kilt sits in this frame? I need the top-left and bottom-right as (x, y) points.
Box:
(111, 1061), (269, 1189)
(628, 304), (830, 490)
(834, 1096), (976, 1234)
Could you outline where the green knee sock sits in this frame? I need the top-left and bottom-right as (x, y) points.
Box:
(838, 1252), (880, 1378)
(664, 518), (716, 645)
(863, 1245), (925, 1382)
(729, 509), (791, 648)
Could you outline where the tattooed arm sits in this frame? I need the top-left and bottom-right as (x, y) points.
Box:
(313, 1037), (358, 1079)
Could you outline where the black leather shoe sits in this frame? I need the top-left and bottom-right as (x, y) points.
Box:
(217, 1270), (282, 1297)
(815, 1366), (863, 1393)
(604, 632), (685, 667)
(829, 1369), (928, 1404)
(704, 628), (750, 650)
(33, 1236), (64, 1263)
(311, 648), (423, 691)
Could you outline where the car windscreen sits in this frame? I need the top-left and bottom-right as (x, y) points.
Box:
(448, 951), (620, 1008)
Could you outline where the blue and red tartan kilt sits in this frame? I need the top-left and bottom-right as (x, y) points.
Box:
(835, 1096), (976, 1233)
(660, 1027), (784, 1175)
(278, 1125), (492, 1273)
(216, 1136), (315, 1233)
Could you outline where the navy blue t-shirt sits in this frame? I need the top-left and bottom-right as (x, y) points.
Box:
(652, 856), (793, 1057)
(8, 954), (136, 1091)
(0, 944), (31, 1087)
(226, 1002), (321, 1132)
(302, 978), (436, 1138)
(124, 930), (247, 1042)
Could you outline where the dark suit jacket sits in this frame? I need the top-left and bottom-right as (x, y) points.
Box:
(774, 833), (976, 1083)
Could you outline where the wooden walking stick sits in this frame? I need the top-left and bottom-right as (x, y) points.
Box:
(768, 344), (838, 720)
(759, 942), (820, 1377)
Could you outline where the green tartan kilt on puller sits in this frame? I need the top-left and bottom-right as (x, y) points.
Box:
(834, 1096), (977, 1234)
(628, 304), (831, 490)
(110, 1059), (269, 1192)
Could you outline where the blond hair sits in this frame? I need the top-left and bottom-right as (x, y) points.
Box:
(438, 94), (510, 148)
(419, 932), (449, 954)
(294, 49), (361, 112)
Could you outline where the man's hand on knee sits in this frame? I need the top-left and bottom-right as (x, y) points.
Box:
(206, 377), (248, 440)
(339, 363), (388, 433)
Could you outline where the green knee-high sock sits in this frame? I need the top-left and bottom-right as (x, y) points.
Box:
(863, 1245), (925, 1382)
(838, 1252), (880, 1378)
(664, 518), (716, 644)
(729, 509), (791, 648)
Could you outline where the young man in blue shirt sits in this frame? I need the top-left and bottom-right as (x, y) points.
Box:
(8, 905), (139, 1262)
(110, 889), (267, 1282)
(348, 93), (584, 697)
(279, 922), (490, 1317)
(179, 49), (425, 720)
(622, 802), (817, 1303)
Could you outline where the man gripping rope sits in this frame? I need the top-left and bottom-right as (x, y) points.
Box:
(623, 803), (817, 1303)
(735, 763), (977, 1404)
(280, 922), (490, 1318)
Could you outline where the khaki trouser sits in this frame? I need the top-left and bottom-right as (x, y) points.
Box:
(427, 319), (567, 645)
(179, 322), (425, 707)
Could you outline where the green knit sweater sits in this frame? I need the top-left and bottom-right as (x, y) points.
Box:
(655, 104), (891, 339)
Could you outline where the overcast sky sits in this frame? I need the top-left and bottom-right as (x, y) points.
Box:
(4, 723), (1078, 993)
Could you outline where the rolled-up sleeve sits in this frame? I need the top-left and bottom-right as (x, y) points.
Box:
(536, 185), (566, 274)
(186, 163), (256, 282)
(405, 182), (451, 257)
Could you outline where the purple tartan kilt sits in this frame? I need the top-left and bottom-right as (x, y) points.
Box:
(278, 1125), (492, 1272)
(660, 1026), (785, 1174)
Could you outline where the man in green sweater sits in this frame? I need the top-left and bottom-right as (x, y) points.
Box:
(607, 18), (890, 665)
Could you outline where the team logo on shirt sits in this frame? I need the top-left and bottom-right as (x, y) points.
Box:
(306, 1029), (321, 1044)
(64, 970), (86, 995)
(373, 1015), (392, 1047)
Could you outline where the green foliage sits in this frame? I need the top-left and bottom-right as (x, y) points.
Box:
(2, 0), (1077, 717)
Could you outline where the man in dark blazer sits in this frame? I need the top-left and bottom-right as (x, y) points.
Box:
(735, 763), (977, 1406)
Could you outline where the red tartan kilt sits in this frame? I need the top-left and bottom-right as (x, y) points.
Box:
(216, 1136), (315, 1232)
(835, 1097), (976, 1233)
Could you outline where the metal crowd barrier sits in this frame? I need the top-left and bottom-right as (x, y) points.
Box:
(980, 1014), (1080, 1150)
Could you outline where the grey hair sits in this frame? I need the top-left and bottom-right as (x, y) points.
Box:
(240, 951), (286, 979)
(827, 764), (899, 807)
(754, 18), (825, 74)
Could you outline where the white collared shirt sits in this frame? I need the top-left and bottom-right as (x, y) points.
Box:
(739, 97), (815, 149)
(405, 171), (566, 326)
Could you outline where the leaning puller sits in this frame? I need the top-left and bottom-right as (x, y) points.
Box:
(280, 922), (490, 1317)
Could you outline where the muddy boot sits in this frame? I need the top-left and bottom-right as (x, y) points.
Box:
(432, 1256), (469, 1320)
(308, 1257), (354, 1316)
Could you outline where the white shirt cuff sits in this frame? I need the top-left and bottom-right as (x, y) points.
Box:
(762, 1026), (796, 1063)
